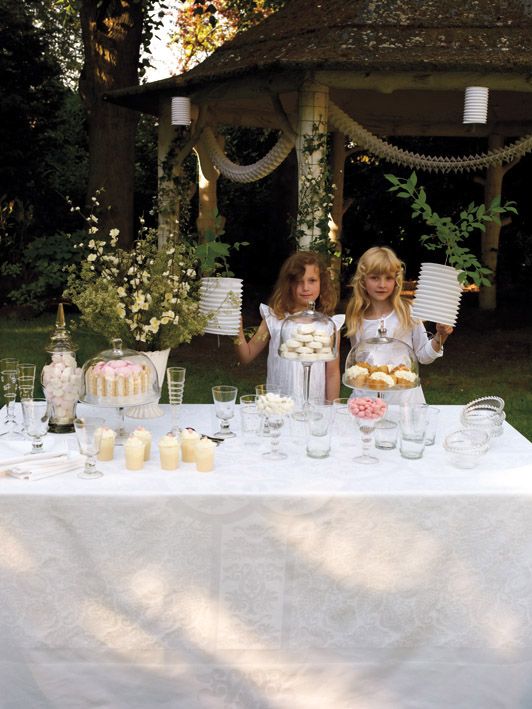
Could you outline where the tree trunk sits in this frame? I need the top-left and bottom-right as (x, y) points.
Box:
(79, 0), (143, 248)
(329, 130), (346, 294)
(479, 134), (504, 311)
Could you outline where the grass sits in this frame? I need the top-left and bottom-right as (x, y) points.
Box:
(1, 296), (531, 441)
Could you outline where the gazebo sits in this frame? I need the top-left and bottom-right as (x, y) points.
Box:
(106, 0), (532, 307)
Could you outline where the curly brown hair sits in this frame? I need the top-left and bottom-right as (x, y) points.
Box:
(268, 251), (337, 319)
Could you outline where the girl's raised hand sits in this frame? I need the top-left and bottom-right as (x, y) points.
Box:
(435, 323), (453, 340)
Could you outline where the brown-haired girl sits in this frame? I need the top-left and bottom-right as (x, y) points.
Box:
(345, 246), (453, 403)
(236, 251), (344, 402)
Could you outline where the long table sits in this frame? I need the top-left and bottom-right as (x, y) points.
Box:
(1, 404), (532, 708)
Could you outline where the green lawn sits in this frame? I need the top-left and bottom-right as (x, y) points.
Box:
(1, 301), (531, 440)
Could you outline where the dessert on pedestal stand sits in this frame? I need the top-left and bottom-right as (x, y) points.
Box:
(278, 302), (337, 420)
(343, 322), (420, 456)
(79, 339), (160, 445)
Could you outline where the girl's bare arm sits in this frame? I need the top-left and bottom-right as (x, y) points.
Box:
(235, 318), (270, 364)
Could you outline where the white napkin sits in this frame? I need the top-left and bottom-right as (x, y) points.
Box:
(5, 454), (85, 480)
(0, 451), (66, 470)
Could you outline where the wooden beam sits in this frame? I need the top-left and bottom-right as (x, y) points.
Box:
(316, 71), (532, 93)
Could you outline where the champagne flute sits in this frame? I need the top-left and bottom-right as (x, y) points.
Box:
(17, 363), (37, 400)
(0, 358), (24, 439)
(212, 385), (237, 438)
(166, 366), (186, 435)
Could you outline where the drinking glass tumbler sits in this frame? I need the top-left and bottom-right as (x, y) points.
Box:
(399, 404), (429, 459)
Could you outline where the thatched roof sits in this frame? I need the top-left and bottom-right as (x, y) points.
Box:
(179, 0), (532, 82)
(106, 0), (532, 136)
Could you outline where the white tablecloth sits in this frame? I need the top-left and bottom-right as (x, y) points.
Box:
(1, 404), (532, 708)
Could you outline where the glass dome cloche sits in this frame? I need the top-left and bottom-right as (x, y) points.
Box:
(343, 328), (419, 392)
(279, 301), (338, 416)
(279, 301), (338, 364)
(80, 338), (160, 407)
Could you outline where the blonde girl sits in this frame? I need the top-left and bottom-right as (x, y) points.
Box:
(236, 251), (345, 402)
(345, 246), (453, 403)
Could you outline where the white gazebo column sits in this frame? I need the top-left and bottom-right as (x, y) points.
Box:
(295, 80), (330, 249)
(194, 135), (223, 239)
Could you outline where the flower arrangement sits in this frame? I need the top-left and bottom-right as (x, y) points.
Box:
(64, 214), (208, 351)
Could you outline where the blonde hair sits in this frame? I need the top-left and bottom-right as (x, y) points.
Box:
(269, 250), (337, 319)
(345, 246), (413, 337)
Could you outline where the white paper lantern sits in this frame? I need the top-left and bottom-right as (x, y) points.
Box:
(463, 87), (489, 124)
(171, 97), (191, 126)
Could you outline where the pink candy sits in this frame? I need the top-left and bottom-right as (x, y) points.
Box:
(348, 397), (387, 419)
(92, 360), (142, 375)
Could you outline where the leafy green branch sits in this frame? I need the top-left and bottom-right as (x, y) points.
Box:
(385, 172), (517, 286)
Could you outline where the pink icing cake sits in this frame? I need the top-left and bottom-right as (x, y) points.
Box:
(85, 359), (150, 404)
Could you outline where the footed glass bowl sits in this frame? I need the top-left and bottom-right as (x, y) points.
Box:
(443, 429), (490, 469)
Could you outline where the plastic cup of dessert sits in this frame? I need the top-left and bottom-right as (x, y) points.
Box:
(96, 426), (117, 461)
(443, 429), (490, 469)
(195, 437), (216, 472)
(158, 434), (180, 470)
(133, 427), (152, 460)
(124, 435), (145, 470)
(180, 428), (201, 462)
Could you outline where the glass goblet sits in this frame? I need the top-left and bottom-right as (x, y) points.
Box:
(348, 397), (388, 465)
(166, 366), (186, 435)
(21, 398), (53, 453)
(212, 385), (238, 439)
(74, 416), (105, 479)
(262, 412), (288, 460)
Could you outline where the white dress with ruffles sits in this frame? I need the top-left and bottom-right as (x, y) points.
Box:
(260, 304), (345, 404)
(348, 310), (443, 404)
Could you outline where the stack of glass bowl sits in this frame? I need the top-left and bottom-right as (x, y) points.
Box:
(461, 396), (505, 441)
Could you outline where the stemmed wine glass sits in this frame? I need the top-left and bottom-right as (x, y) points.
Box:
(21, 398), (53, 453)
(167, 366), (186, 435)
(0, 358), (24, 439)
(348, 396), (388, 464)
(212, 385), (237, 439)
(74, 416), (105, 479)
(257, 393), (295, 460)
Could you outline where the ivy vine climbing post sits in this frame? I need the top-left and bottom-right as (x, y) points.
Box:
(157, 97), (195, 249)
(295, 80), (331, 250)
